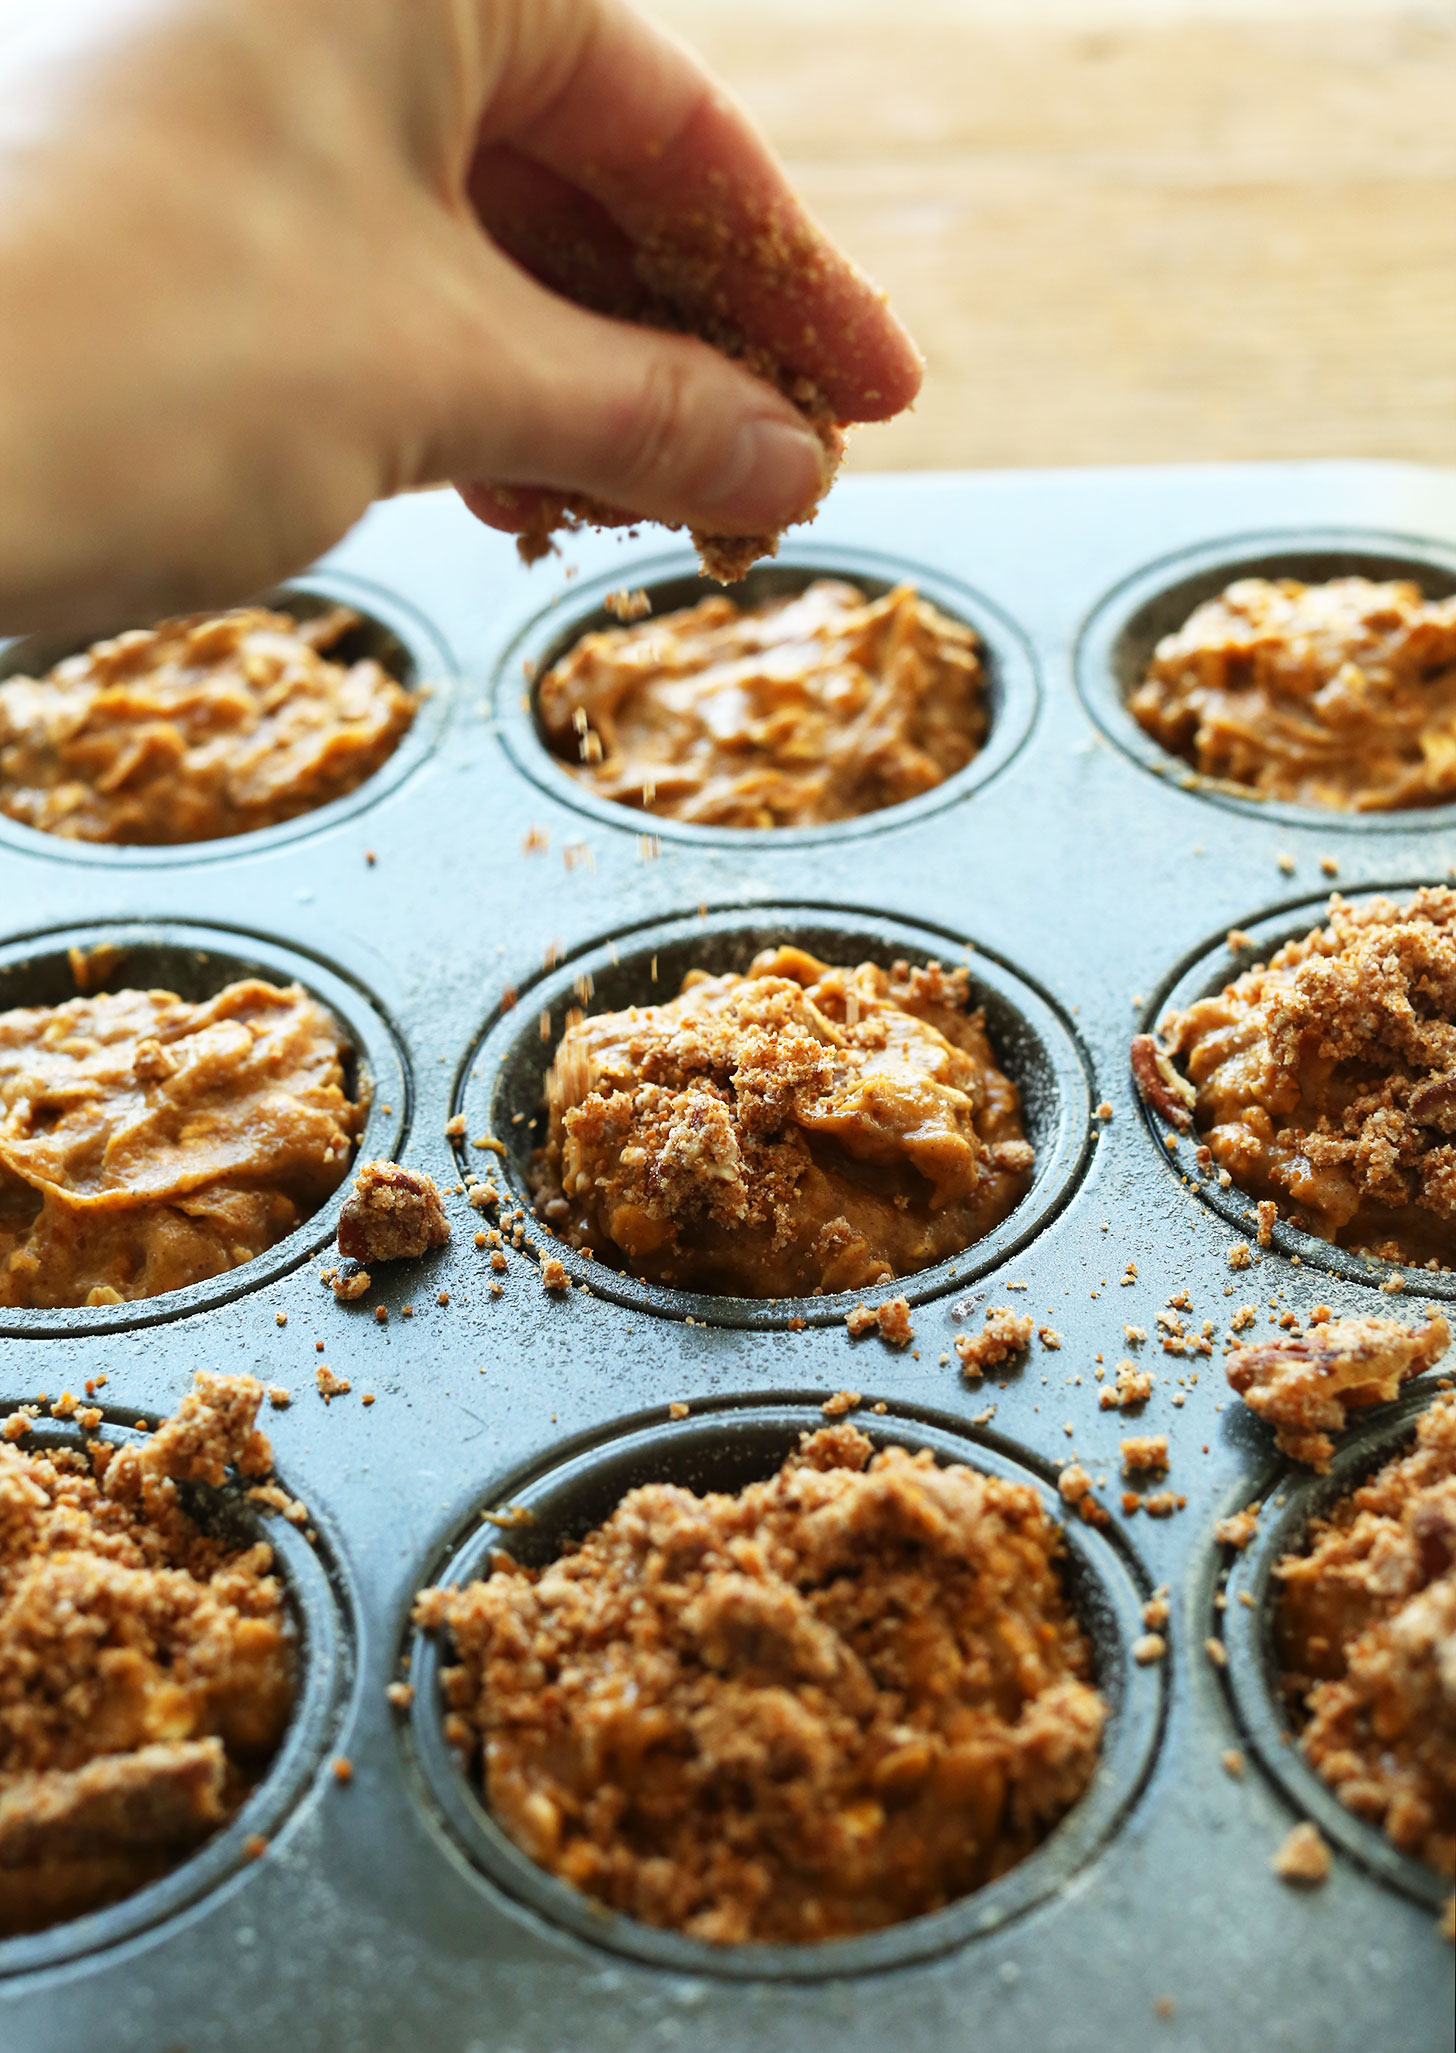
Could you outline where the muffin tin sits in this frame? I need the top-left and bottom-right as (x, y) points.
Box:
(1, 458), (1453, 2052)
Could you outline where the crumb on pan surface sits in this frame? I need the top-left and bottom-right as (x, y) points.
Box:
(337, 1160), (449, 1265)
(1141, 889), (1456, 1269)
(414, 1424), (1104, 1945)
(0, 1373), (294, 1937)
(0, 980), (362, 1310)
(536, 581), (987, 829)
(1226, 1312), (1449, 1470)
(954, 1306), (1033, 1380)
(528, 947), (1033, 1297)
(1274, 1388), (1456, 1880)
(1129, 576), (1456, 812)
(0, 607), (415, 846)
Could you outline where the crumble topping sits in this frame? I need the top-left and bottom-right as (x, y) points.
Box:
(415, 1425), (1104, 1944)
(1275, 1390), (1456, 1880)
(1147, 890), (1456, 1267)
(337, 1160), (450, 1265)
(0, 1374), (293, 1936)
(955, 1306), (1033, 1380)
(530, 948), (1032, 1297)
(1226, 1313), (1450, 1469)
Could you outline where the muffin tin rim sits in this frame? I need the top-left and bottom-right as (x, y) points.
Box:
(488, 542), (1041, 848)
(0, 569), (459, 869)
(450, 900), (1096, 1329)
(400, 1392), (1165, 1983)
(1133, 880), (1456, 1300)
(0, 916), (410, 1338)
(0, 1405), (355, 1978)
(1215, 1382), (1453, 1913)
(1075, 525), (1456, 833)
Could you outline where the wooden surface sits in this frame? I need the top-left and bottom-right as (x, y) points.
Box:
(652, 3), (1456, 474)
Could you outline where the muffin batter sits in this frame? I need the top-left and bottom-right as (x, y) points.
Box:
(0, 978), (362, 1309)
(0, 1373), (294, 1936)
(1130, 576), (1456, 811)
(531, 947), (1033, 1296)
(1276, 1390), (1456, 1882)
(415, 1423), (1105, 1945)
(1140, 890), (1456, 1268)
(536, 580), (987, 828)
(0, 605), (416, 845)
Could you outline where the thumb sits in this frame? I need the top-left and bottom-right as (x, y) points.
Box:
(426, 252), (834, 540)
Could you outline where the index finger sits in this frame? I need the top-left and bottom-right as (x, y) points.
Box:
(478, 0), (922, 424)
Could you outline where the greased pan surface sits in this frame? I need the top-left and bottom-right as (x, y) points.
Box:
(1, 460), (1454, 2053)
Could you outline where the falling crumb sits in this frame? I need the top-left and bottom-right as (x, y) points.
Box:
(604, 587), (652, 622)
(821, 1391), (863, 1418)
(1272, 1821), (1331, 1886)
(331, 1757), (354, 1786)
(331, 1268), (371, 1302)
(1204, 1636), (1228, 1668)
(1133, 1633), (1167, 1665)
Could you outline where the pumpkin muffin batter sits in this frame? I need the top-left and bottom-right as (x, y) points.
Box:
(1138, 890), (1456, 1268)
(0, 604), (415, 845)
(0, 1373), (295, 1937)
(1275, 1389), (1456, 1883)
(0, 979), (362, 1309)
(536, 580), (987, 828)
(415, 1423), (1105, 1945)
(1130, 576), (1456, 811)
(530, 947), (1033, 1296)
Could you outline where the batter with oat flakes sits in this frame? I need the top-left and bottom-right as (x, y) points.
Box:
(530, 946), (1032, 1295)
(536, 580), (987, 828)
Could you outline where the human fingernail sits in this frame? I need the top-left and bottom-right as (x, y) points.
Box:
(700, 416), (827, 530)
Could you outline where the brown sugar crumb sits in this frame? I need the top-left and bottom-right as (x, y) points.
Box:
(667, 1402), (690, 1421)
(1229, 1243), (1253, 1272)
(0, 605), (414, 847)
(1099, 1359), (1154, 1412)
(0, 1372), (293, 1937)
(1130, 576), (1456, 812)
(1130, 1032), (1197, 1131)
(1222, 1748), (1246, 1778)
(1121, 1435), (1169, 1475)
(954, 1306), (1033, 1381)
(821, 1390), (862, 1418)
(331, 1757), (353, 1786)
(266, 1386), (291, 1410)
(315, 1365), (350, 1403)
(1230, 1303), (1258, 1333)
(415, 1426), (1106, 1944)
(1256, 1200), (1278, 1249)
(1037, 1325), (1063, 1351)
(537, 582), (989, 830)
(386, 1682), (414, 1711)
(274, 1311), (287, 1328)
(1215, 1508), (1260, 1551)
(242, 1833), (268, 1861)
(373, 1305), (388, 1325)
(444, 1114), (467, 1139)
(1142, 1595), (1170, 1631)
(1226, 1312), (1450, 1469)
(1154, 1997), (1176, 2022)
(1153, 891), (1456, 1269)
(874, 1298), (914, 1348)
(1205, 1636), (1229, 1668)
(1272, 1821), (1332, 1887)
(330, 1268), (371, 1302)
(337, 1160), (450, 1265)
(539, 1257), (570, 1293)
(530, 949), (1032, 1298)
(1133, 1633), (1167, 1665)
(1275, 1390), (1456, 1880)
(0, 980), (361, 1311)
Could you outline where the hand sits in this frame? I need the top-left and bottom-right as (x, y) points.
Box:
(0, 0), (920, 634)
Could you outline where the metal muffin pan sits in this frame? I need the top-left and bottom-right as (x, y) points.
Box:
(1, 459), (1453, 2052)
